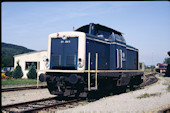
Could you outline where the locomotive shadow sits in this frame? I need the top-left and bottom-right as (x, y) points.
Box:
(59, 87), (138, 101)
(87, 84), (141, 101)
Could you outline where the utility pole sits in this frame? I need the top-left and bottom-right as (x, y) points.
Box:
(151, 52), (154, 72)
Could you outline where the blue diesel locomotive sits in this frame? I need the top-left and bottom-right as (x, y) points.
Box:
(39, 23), (144, 97)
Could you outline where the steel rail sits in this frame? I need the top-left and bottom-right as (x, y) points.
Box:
(2, 97), (81, 113)
(15, 99), (81, 113)
(2, 97), (57, 109)
(2, 85), (47, 92)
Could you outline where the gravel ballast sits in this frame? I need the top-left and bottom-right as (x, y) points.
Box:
(2, 89), (56, 106)
(56, 74), (170, 113)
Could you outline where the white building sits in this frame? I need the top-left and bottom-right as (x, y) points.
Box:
(14, 50), (47, 79)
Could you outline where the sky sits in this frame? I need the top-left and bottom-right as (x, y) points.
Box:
(2, 1), (170, 66)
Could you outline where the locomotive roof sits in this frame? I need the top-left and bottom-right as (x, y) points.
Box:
(75, 23), (123, 35)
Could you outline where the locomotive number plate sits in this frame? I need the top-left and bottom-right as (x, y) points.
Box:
(61, 40), (71, 43)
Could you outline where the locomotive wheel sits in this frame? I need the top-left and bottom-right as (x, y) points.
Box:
(114, 86), (127, 94)
(120, 86), (127, 93)
(57, 94), (64, 100)
(87, 91), (98, 99)
(129, 75), (143, 91)
(129, 84), (135, 91)
(46, 78), (55, 93)
(87, 91), (93, 99)
(75, 91), (80, 98)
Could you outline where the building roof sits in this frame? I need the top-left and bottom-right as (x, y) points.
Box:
(13, 50), (47, 58)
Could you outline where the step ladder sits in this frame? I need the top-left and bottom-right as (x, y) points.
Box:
(88, 52), (98, 91)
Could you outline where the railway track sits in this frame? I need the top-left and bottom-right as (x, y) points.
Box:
(2, 85), (47, 92)
(140, 72), (158, 88)
(2, 96), (82, 113)
(2, 72), (159, 113)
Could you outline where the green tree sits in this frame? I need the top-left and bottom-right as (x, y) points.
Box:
(1, 55), (14, 68)
(12, 61), (23, 79)
(164, 58), (170, 64)
(27, 63), (37, 79)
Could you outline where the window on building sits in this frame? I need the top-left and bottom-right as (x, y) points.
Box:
(25, 62), (40, 70)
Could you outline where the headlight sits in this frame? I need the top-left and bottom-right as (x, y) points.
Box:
(45, 62), (49, 68)
(78, 58), (83, 68)
(45, 58), (49, 68)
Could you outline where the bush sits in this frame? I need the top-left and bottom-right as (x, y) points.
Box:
(12, 61), (23, 79)
(27, 63), (37, 79)
(5, 71), (13, 77)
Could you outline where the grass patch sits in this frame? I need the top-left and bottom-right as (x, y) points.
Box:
(167, 86), (170, 92)
(126, 86), (141, 93)
(1, 78), (45, 86)
(137, 93), (161, 99)
(162, 79), (170, 92)
(126, 88), (131, 93)
(159, 74), (164, 77)
(162, 79), (170, 86)
(144, 69), (155, 73)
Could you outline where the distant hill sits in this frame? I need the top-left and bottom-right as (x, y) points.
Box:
(1, 42), (35, 68)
